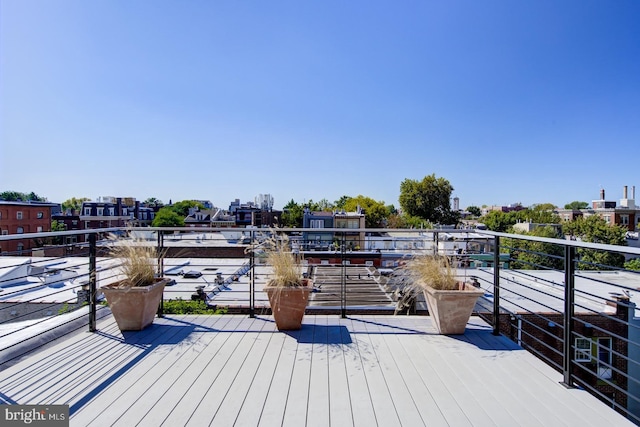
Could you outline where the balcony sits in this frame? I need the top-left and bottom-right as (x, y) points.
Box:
(1, 227), (639, 425)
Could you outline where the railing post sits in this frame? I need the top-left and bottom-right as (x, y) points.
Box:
(493, 236), (501, 336)
(562, 245), (576, 388)
(341, 232), (347, 318)
(157, 231), (164, 318)
(249, 229), (255, 318)
(89, 233), (97, 332)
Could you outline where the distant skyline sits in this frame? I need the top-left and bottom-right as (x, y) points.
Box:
(2, 1), (639, 210)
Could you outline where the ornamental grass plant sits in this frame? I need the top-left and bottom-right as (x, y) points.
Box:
(257, 231), (306, 288)
(406, 254), (458, 291)
(107, 233), (163, 289)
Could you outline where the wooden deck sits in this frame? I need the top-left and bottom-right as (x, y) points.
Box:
(0, 314), (633, 426)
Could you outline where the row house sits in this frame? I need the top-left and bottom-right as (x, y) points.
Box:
(79, 197), (156, 229)
(228, 199), (281, 228)
(0, 201), (59, 255)
(302, 208), (366, 251)
(556, 186), (639, 231)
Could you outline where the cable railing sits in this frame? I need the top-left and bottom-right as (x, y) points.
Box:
(2, 226), (640, 423)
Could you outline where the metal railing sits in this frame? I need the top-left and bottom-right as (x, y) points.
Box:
(2, 226), (640, 423)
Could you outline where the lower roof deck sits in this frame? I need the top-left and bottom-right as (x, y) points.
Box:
(0, 314), (633, 426)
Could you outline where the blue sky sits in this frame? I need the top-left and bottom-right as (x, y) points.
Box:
(1, 1), (639, 210)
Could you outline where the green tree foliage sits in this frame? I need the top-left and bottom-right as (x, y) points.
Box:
(507, 226), (564, 270)
(152, 207), (185, 227)
(0, 191), (46, 201)
(144, 197), (163, 208)
(562, 215), (627, 269)
(386, 213), (433, 229)
(334, 195), (351, 209)
(399, 174), (459, 225)
(625, 258), (640, 271)
(480, 210), (517, 232)
(313, 198), (335, 211)
(467, 206), (481, 217)
(514, 204), (561, 224)
(480, 206), (561, 232)
(281, 199), (303, 227)
(564, 201), (589, 210)
(170, 200), (205, 217)
(62, 197), (90, 213)
(343, 195), (388, 228)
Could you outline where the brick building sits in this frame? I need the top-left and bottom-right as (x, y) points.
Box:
(0, 201), (58, 255)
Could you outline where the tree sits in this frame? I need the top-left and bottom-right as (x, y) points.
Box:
(50, 220), (67, 245)
(152, 207), (185, 227)
(281, 199), (303, 227)
(62, 197), (90, 213)
(467, 206), (481, 217)
(564, 201), (589, 210)
(343, 195), (388, 228)
(170, 200), (205, 217)
(508, 226), (564, 270)
(334, 195), (351, 209)
(625, 258), (640, 271)
(313, 198), (335, 212)
(386, 213), (432, 229)
(399, 174), (459, 225)
(0, 191), (46, 201)
(514, 205), (561, 224)
(480, 210), (517, 232)
(563, 215), (627, 269)
(144, 197), (163, 208)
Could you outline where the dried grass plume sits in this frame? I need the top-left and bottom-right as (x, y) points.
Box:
(108, 233), (162, 288)
(406, 254), (458, 291)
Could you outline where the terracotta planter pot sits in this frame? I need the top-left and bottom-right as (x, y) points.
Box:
(102, 278), (169, 331)
(266, 283), (311, 331)
(423, 282), (484, 335)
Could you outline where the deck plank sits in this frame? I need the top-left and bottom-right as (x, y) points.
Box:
(0, 314), (634, 427)
(233, 318), (286, 427)
(306, 315), (331, 427)
(339, 316), (377, 427)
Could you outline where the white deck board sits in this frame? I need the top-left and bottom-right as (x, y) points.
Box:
(0, 314), (635, 427)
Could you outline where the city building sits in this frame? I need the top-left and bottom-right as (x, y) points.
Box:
(0, 201), (59, 255)
(556, 186), (639, 231)
(80, 197), (155, 229)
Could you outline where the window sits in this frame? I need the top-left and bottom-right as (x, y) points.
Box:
(310, 220), (324, 228)
(575, 338), (591, 362)
(97, 207), (104, 216)
(37, 226), (43, 233)
(37, 211), (44, 219)
(1, 230), (8, 236)
(597, 338), (613, 379)
(109, 207), (115, 216)
(16, 227), (24, 234)
(603, 215), (611, 223)
(621, 215), (629, 225)
(84, 208), (91, 216)
(16, 211), (23, 220)
(17, 243), (24, 253)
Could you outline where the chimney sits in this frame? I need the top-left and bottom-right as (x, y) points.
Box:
(624, 186), (628, 199)
(634, 186), (636, 200)
(600, 188), (605, 200)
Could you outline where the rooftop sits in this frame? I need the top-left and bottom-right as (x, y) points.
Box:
(1, 313), (632, 426)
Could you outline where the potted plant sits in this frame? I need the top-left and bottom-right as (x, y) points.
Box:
(256, 231), (311, 330)
(404, 254), (484, 334)
(101, 234), (169, 331)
